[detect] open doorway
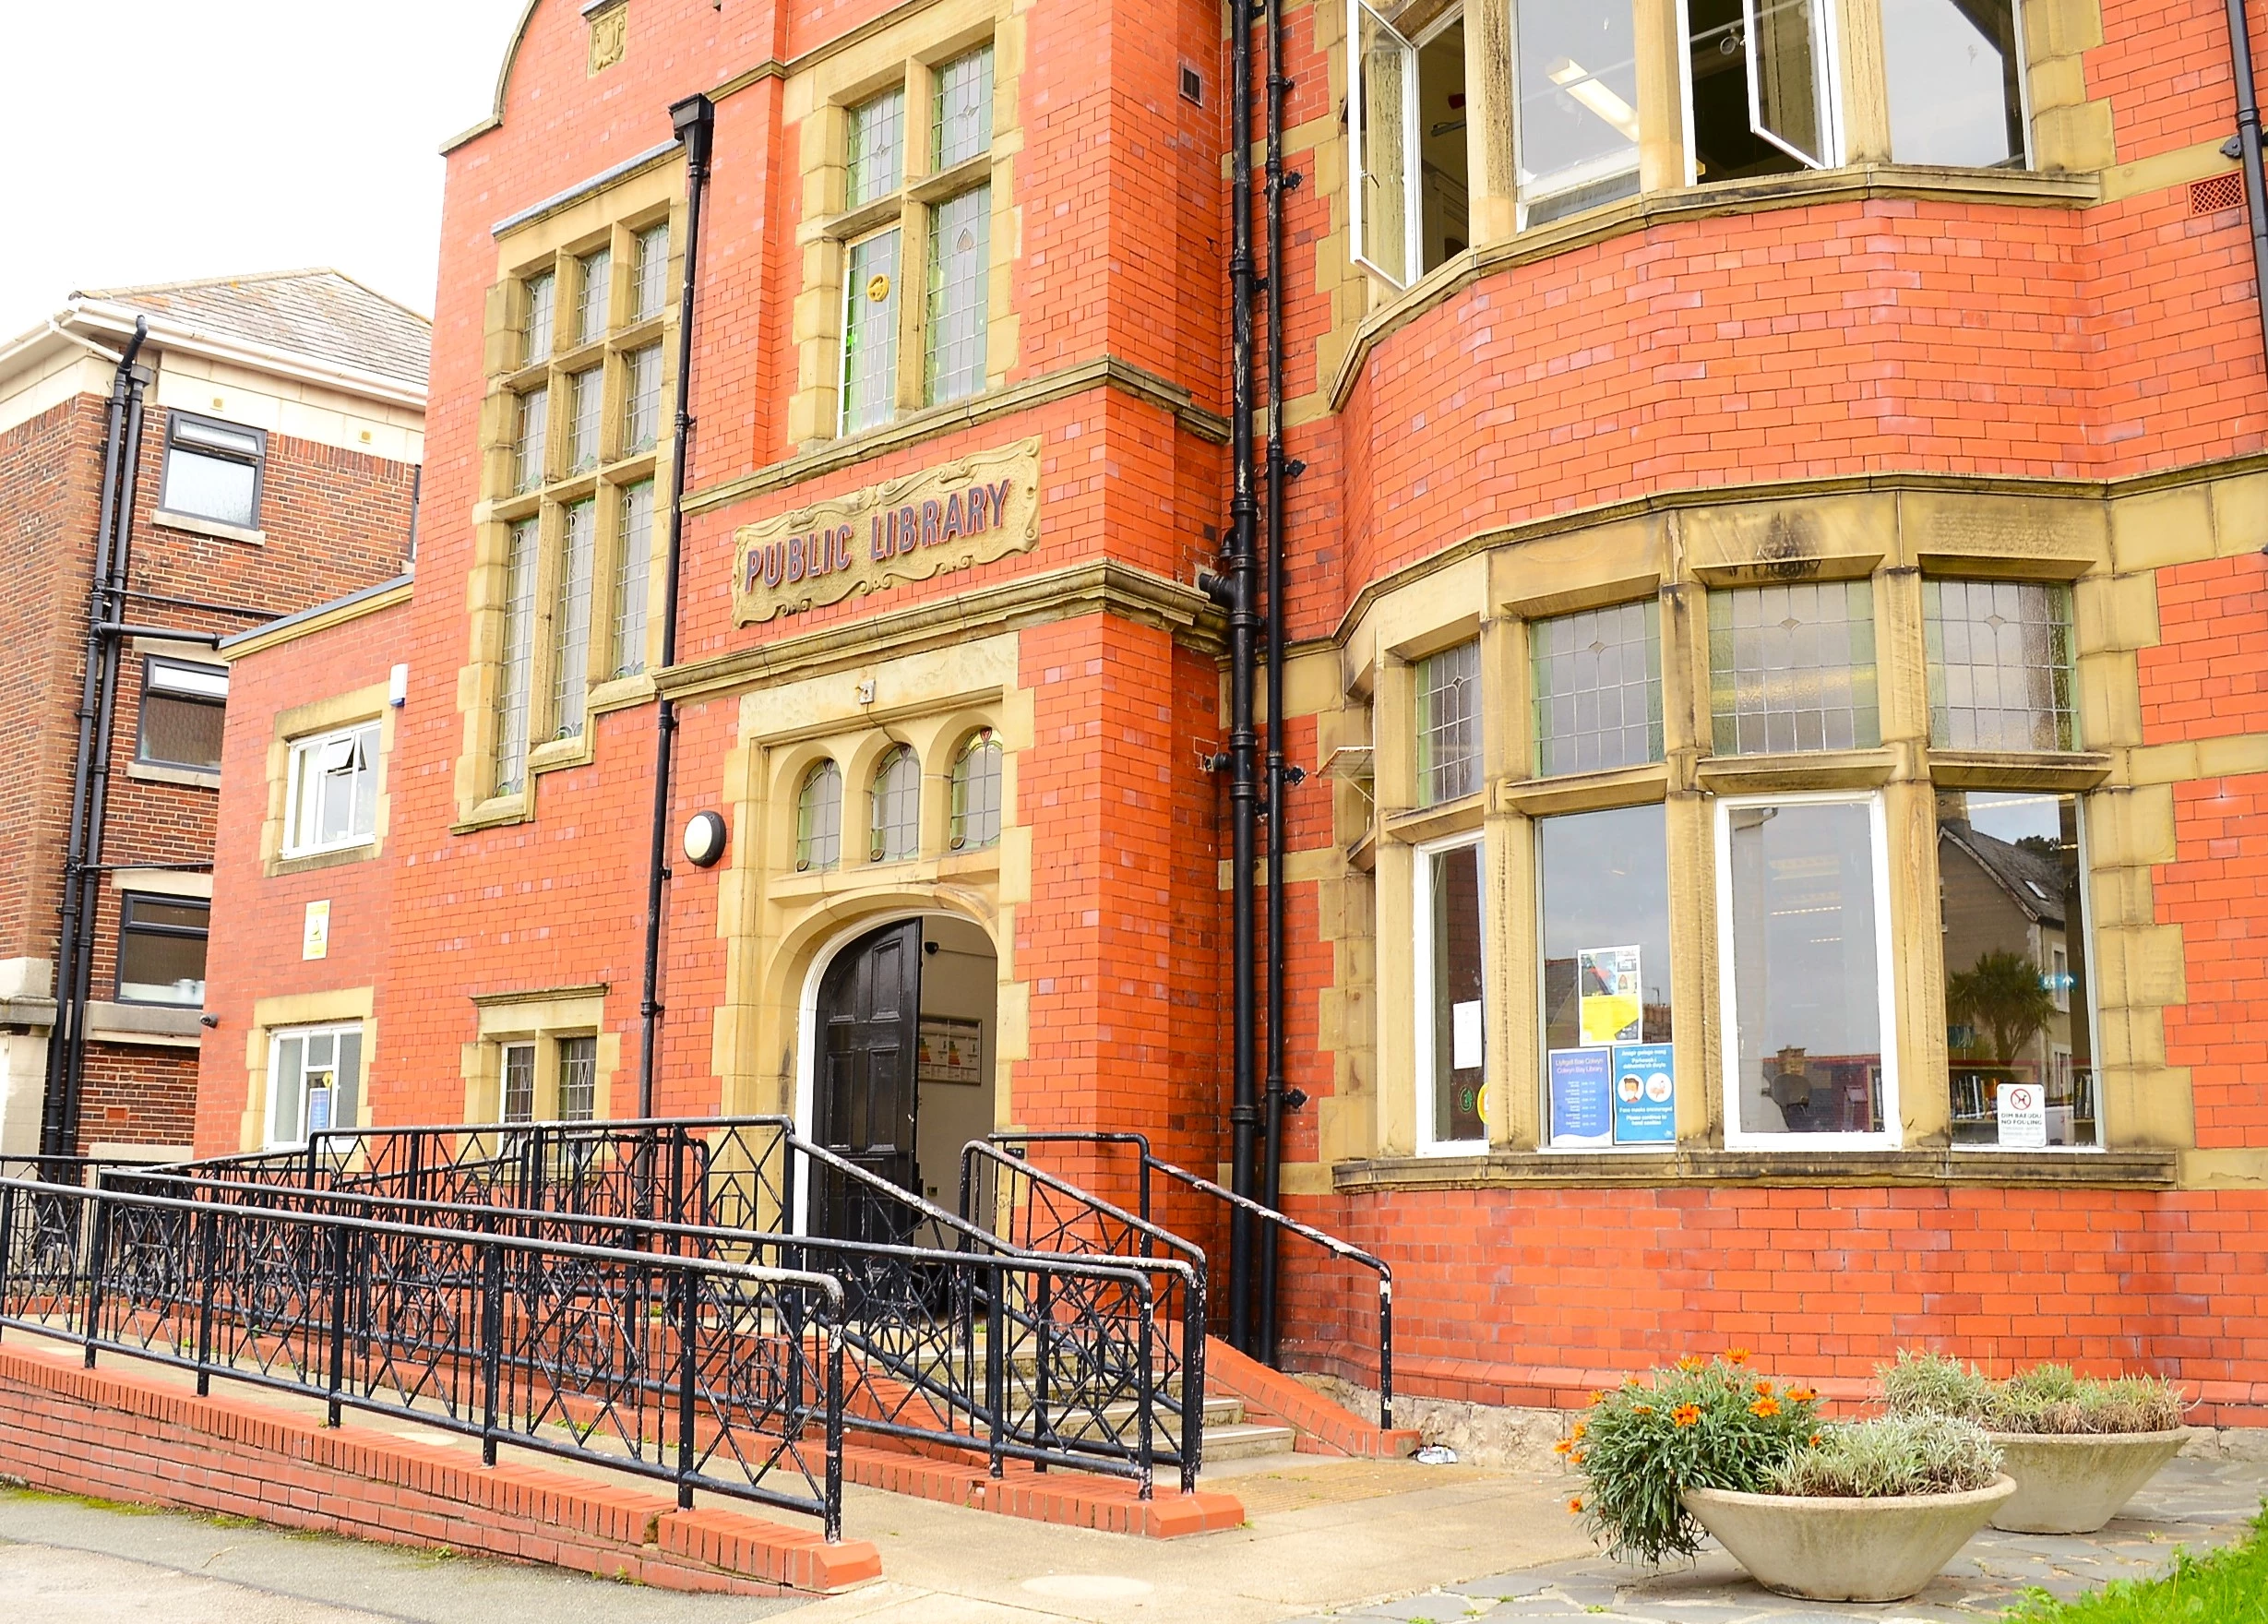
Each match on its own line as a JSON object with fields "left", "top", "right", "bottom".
{"left": 807, "top": 913, "right": 997, "bottom": 1237}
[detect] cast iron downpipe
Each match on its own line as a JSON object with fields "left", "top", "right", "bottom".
{"left": 2227, "top": 0, "right": 2268, "bottom": 376}
{"left": 1257, "top": 0, "right": 1295, "bottom": 1364}
{"left": 636, "top": 92, "right": 716, "bottom": 1120}
{"left": 41, "top": 317, "right": 149, "bottom": 1158}
{"left": 1221, "top": 0, "right": 1263, "bottom": 1352}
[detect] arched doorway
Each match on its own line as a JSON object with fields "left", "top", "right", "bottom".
{"left": 808, "top": 913, "right": 997, "bottom": 1237}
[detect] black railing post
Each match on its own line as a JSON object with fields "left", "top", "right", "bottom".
{"left": 985, "top": 1260, "right": 1006, "bottom": 1479}
{"left": 480, "top": 1241, "right": 504, "bottom": 1466}
{"left": 326, "top": 1222, "right": 352, "bottom": 1426}
{"left": 195, "top": 1207, "right": 219, "bottom": 1397}
{"left": 1032, "top": 1272, "right": 1051, "bottom": 1475}
{"left": 823, "top": 1327, "right": 845, "bottom": 1543}
{"left": 0, "top": 1181, "right": 15, "bottom": 1343}
{"left": 1181, "top": 1267, "right": 1205, "bottom": 1492}
{"left": 1133, "top": 1280, "right": 1155, "bottom": 1502}
{"left": 675, "top": 1259, "right": 698, "bottom": 1509}
{"left": 81, "top": 1188, "right": 110, "bottom": 1368}
{"left": 1378, "top": 1276, "right": 1394, "bottom": 1432}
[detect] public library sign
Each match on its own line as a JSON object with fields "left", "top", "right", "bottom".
{"left": 730, "top": 437, "right": 1040, "bottom": 625}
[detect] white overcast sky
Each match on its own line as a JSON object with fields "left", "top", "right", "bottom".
{"left": 1, "top": 0, "right": 531, "bottom": 342}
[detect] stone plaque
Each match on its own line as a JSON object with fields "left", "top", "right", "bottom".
{"left": 588, "top": 3, "right": 627, "bottom": 75}
{"left": 731, "top": 437, "right": 1041, "bottom": 625}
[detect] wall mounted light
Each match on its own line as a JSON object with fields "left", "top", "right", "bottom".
{"left": 682, "top": 809, "right": 728, "bottom": 868}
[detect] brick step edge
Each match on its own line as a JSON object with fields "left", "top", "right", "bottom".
{"left": 0, "top": 1341, "right": 881, "bottom": 1595}
{"left": 1202, "top": 1337, "right": 1422, "bottom": 1460}
{"left": 841, "top": 1443, "right": 1246, "bottom": 1537}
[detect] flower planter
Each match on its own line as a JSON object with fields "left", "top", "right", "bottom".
{"left": 1985, "top": 1429, "right": 2190, "bottom": 1534}
{"left": 1682, "top": 1475, "right": 2016, "bottom": 1603}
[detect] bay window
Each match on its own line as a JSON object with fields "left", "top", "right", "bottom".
{"left": 1416, "top": 837, "right": 1487, "bottom": 1150}
{"left": 1513, "top": 0, "right": 1641, "bottom": 225}
{"left": 1415, "top": 639, "right": 1481, "bottom": 805}
{"left": 1709, "top": 581, "right": 1880, "bottom": 755}
{"left": 1532, "top": 600, "right": 1663, "bottom": 776}
{"left": 1925, "top": 578, "right": 2075, "bottom": 751}
{"left": 1881, "top": 0, "right": 2027, "bottom": 168}
{"left": 1717, "top": 793, "right": 1896, "bottom": 1144}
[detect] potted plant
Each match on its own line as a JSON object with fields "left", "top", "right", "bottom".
{"left": 1881, "top": 1352, "right": 2190, "bottom": 1535}
{"left": 1682, "top": 1415, "right": 2012, "bottom": 1602}
{"left": 1565, "top": 1353, "right": 2011, "bottom": 1604}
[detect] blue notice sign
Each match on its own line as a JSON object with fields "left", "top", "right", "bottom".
{"left": 1612, "top": 1044, "right": 1676, "bottom": 1144}
{"left": 1548, "top": 1048, "right": 1614, "bottom": 1147}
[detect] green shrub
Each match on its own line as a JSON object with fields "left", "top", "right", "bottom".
{"left": 1765, "top": 1415, "right": 2003, "bottom": 1499}
{"left": 1564, "top": 1355, "right": 1824, "bottom": 1565}
{"left": 1880, "top": 1353, "right": 2188, "bottom": 1436}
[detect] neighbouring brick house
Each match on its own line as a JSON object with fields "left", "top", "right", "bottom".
{"left": 0, "top": 271, "right": 425, "bottom": 1158}
{"left": 197, "top": 0, "right": 2268, "bottom": 1443}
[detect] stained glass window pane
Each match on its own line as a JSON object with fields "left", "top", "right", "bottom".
{"left": 1925, "top": 579, "right": 2076, "bottom": 751}
{"left": 1533, "top": 601, "right": 1663, "bottom": 776}
{"left": 1415, "top": 640, "right": 1481, "bottom": 806}
{"left": 933, "top": 46, "right": 995, "bottom": 169}
{"left": 1708, "top": 581, "right": 1880, "bottom": 756}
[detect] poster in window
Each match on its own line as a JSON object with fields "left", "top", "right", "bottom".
{"left": 1578, "top": 945, "right": 1642, "bottom": 1046}
{"left": 917, "top": 1016, "right": 985, "bottom": 1086}
{"left": 305, "top": 1086, "right": 333, "bottom": 1136}
{"left": 1611, "top": 1044, "right": 1675, "bottom": 1144}
{"left": 1548, "top": 1048, "right": 1613, "bottom": 1147}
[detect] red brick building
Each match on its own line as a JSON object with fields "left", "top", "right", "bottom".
{"left": 199, "top": 0, "right": 2268, "bottom": 1439}
{"left": 0, "top": 273, "right": 425, "bottom": 1157}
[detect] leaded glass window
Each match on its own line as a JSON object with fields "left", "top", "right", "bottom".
{"left": 494, "top": 519, "right": 539, "bottom": 795}
{"left": 797, "top": 760, "right": 842, "bottom": 872}
{"left": 1415, "top": 640, "right": 1481, "bottom": 806}
{"left": 623, "top": 344, "right": 662, "bottom": 453}
{"left": 501, "top": 1042, "right": 536, "bottom": 1123}
{"left": 575, "top": 246, "right": 611, "bottom": 344}
{"left": 933, "top": 46, "right": 995, "bottom": 168}
{"left": 632, "top": 222, "right": 669, "bottom": 320}
{"left": 557, "top": 1035, "right": 597, "bottom": 1122}
{"left": 1925, "top": 579, "right": 2076, "bottom": 751}
{"left": 524, "top": 270, "right": 555, "bottom": 364}
{"left": 1708, "top": 581, "right": 1880, "bottom": 755}
{"left": 1533, "top": 601, "right": 1663, "bottom": 776}
{"left": 612, "top": 480, "right": 653, "bottom": 679}
{"left": 567, "top": 368, "right": 602, "bottom": 472}
{"left": 925, "top": 185, "right": 990, "bottom": 405}
{"left": 871, "top": 746, "right": 920, "bottom": 861}
{"left": 553, "top": 500, "right": 595, "bottom": 739}
{"left": 513, "top": 387, "right": 548, "bottom": 494}
{"left": 842, "top": 230, "right": 901, "bottom": 433}
{"left": 847, "top": 88, "right": 906, "bottom": 206}
{"left": 950, "top": 730, "right": 1003, "bottom": 851}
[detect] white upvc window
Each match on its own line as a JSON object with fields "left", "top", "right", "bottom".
{"left": 1713, "top": 791, "right": 1899, "bottom": 1150}
{"left": 1415, "top": 832, "right": 1489, "bottom": 1153}
{"left": 1349, "top": 0, "right": 1421, "bottom": 285}
{"left": 1679, "top": 0, "right": 1844, "bottom": 184}
{"left": 284, "top": 721, "right": 382, "bottom": 856}
{"left": 267, "top": 1023, "right": 364, "bottom": 1148}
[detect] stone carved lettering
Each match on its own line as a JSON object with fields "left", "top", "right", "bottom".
{"left": 731, "top": 438, "right": 1041, "bottom": 625}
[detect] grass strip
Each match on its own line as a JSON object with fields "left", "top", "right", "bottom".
{"left": 2002, "top": 1505, "right": 2268, "bottom": 1623}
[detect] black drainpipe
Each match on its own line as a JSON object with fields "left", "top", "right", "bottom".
{"left": 2226, "top": 0, "right": 2268, "bottom": 376}
{"left": 1256, "top": 0, "right": 1300, "bottom": 1365}
{"left": 1205, "top": 0, "right": 1262, "bottom": 1353}
{"left": 636, "top": 92, "right": 716, "bottom": 1119}
{"left": 41, "top": 317, "right": 149, "bottom": 1158}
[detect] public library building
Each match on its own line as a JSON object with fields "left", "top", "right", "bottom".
{"left": 200, "top": 0, "right": 2268, "bottom": 1436}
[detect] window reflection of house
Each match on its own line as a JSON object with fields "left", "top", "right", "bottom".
{"left": 1938, "top": 798, "right": 2094, "bottom": 1144}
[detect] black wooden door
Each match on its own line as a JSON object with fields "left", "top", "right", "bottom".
{"left": 813, "top": 918, "right": 923, "bottom": 1242}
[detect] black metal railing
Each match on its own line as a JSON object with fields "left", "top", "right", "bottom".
{"left": 0, "top": 1174, "right": 847, "bottom": 1534}
{"left": 985, "top": 1130, "right": 1395, "bottom": 1430}
{"left": 148, "top": 1116, "right": 1208, "bottom": 1496}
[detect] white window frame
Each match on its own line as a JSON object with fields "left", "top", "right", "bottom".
{"left": 1348, "top": 0, "right": 1422, "bottom": 286}
{"left": 265, "top": 1021, "right": 364, "bottom": 1150}
{"left": 283, "top": 720, "right": 382, "bottom": 857}
{"left": 1676, "top": 0, "right": 1845, "bottom": 184}
{"left": 1414, "top": 830, "right": 1490, "bottom": 1155}
{"left": 1713, "top": 789, "right": 1900, "bottom": 1151}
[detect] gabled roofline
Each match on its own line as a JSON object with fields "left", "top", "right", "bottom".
{"left": 76, "top": 267, "right": 432, "bottom": 328}
{"left": 441, "top": 0, "right": 543, "bottom": 153}
{"left": 0, "top": 297, "right": 428, "bottom": 412}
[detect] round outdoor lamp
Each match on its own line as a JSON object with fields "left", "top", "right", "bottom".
{"left": 681, "top": 809, "right": 729, "bottom": 868}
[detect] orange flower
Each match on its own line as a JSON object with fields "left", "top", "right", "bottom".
{"left": 1589, "top": 1390, "right": 1608, "bottom": 1407}
{"left": 1726, "top": 1348, "right": 1751, "bottom": 1366}
{"left": 1809, "top": 1432, "right": 1824, "bottom": 1447}
{"left": 1568, "top": 1497, "right": 1585, "bottom": 1514}
{"left": 1571, "top": 1450, "right": 1586, "bottom": 1465}
{"left": 1677, "top": 1355, "right": 1704, "bottom": 1372}
{"left": 1554, "top": 1439, "right": 1573, "bottom": 1456}
{"left": 1631, "top": 1403, "right": 1654, "bottom": 1416}
{"left": 1750, "top": 1398, "right": 1782, "bottom": 1418}
{"left": 1788, "top": 1387, "right": 1819, "bottom": 1403}
{"left": 1671, "top": 1403, "right": 1702, "bottom": 1427}
{"left": 1571, "top": 1421, "right": 1587, "bottom": 1441}
{"left": 1754, "top": 1379, "right": 1774, "bottom": 1395}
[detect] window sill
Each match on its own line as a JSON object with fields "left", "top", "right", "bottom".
{"left": 528, "top": 734, "right": 593, "bottom": 774}
{"left": 1382, "top": 794, "right": 1485, "bottom": 844}
{"left": 84, "top": 1000, "right": 205, "bottom": 1046}
{"left": 1498, "top": 763, "right": 1668, "bottom": 817}
{"left": 126, "top": 760, "right": 221, "bottom": 790}
{"left": 153, "top": 508, "right": 264, "bottom": 546}
{"left": 269, "top": 842, "right": 380, "bottom": 878}
{"left": 454, "top": 791, "right": 531, "bottom": 832}
{"left": 589, "top": 672, "right": 656, "bottom": 714}
{"left": 1693, "top": 748, "right": 1897, "bottom": 794}
{"left": 1928, "top": 750, "right": 2113, "bottom": 791}
{"left": 1331, "top": 1145, "right": 2178, "bottom": 1192}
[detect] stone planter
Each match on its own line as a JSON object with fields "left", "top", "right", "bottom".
{"left": 1986, "top": 1429, "right": 2190, "bottom": 1534}
{"left": 1682, "top": 1475, "right": 2016, "bottom": 1603}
